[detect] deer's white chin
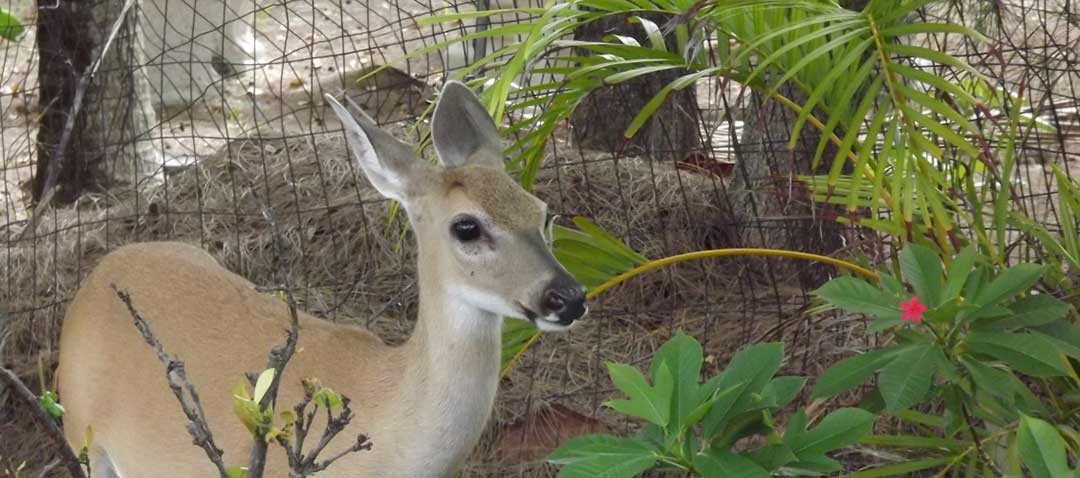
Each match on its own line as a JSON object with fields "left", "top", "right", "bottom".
{"left": 534, "top": 314, "right": 578, "bottom": 332}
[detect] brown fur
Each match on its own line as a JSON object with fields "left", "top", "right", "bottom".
{"left": 54, "top": 83, "right": 582, "bottom": 478}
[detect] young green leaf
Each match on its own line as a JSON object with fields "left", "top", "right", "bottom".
{"left": 1018, "top": 415, "right": 1071, "bottom": 478}
{"left": 38, "top": 390, "right": 65, "bottom": 420}
{"left": 547, "top": 435, "right": 658, "bottom": 478}
{"left": 812, "top": 348, "right": 898, "bottom": 399}
{"left": 312, "top": 387, "right": 344, "bottom": 410}
{"left": 878, "top": 344, "right": 939, "bottom": 411}
{"left": 253, "top": 368, "right": 275, "bottom": 403}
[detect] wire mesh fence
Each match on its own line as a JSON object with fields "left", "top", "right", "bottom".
{"left": 0, "top": 0, "right": 1077, "bottom": 475}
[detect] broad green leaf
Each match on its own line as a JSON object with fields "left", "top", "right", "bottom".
{"left": 701, "top": 342, "right": 784, "bottom": 439}
{"left": 814, "top": 277, "right": 902, "bottom": 321}
{"left": 1018, "top": 415, "right": 1071, "bottom": 478}
{"left": 960, "top": 357, "right": 1045, "bottom": 416}
{"left": 683, "top": 382, "right": 743, "bottom": 433}
{"left": 971, "top": 263, "right": 1044, "bottom": 310}
{"left": 227, "top": 466, "right": 249, "bottom": 478}
{"left": 604, "top": 362, "right": 671, "bottom": 426}
{"left": 966, "top": 332, "right": 1070, "bottom": 377}
{"left": 979, "top": 294, "right": 1070, "bottom": 330}
{"left": 812, "top": 348, "right": 897, "bottom": 399}
{"left": 0, "top": 8, "right": 23, "bottom": 42}
{"left": 899, "top": 244, "right": 944, "bottom": 307}
{"left": 1030, "top": 331, "right": 1080, "bottom": 361}
{"left": 695, "top": 449, "right": 770, "bottom": 478}
{"left": 547, "top": 435, "right": 657, "bottom": 478}
{"left": 785, "top": 408, "right": 874, "bottom": 461}
{"left": 649, "top": 331, "right": 703, "bottom": 433}
{"left": 759, "top": 376, "right": 806, "bottom": 410}
{"left": 943, "top": 246, "right": 978, "bottom": 301}
{"left": 878, "top": 344, "right": 939, "bottom": 411}
{"left": 746, "top": 444, "right": 798, "bottom": 471}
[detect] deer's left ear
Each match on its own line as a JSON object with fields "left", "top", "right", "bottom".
{"left": 324, "top": 94, "right": 435, "bottom": 203}
{"left": 430, "top": 81, "right": 505, "bottom": 170}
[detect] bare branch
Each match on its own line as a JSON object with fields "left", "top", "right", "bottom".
{"left": 273, "top": 384, "right": 371, "bottom": 478}
{"left": 0, "top": 367, "right": 86, "bottom": 478}
{"left": 243, "top": 207, "right": 303, "bottom": 478}
{"left": 111, "top": 286, "right": 231, "bottom": 478}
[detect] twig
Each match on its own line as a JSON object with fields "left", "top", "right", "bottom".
{"left": 0, "top": 367, "right": 86, "bottom": 478}
{"left": 256, "top": 206, "right": 372, "bottom": 477}
{"left": 243, "top": 207, "right": 303, "bottom": 477}
{"left": 111, "top": 286, "right": 231, "bottom": 478}
{"left": 276, "top": 384, "right": 371, "bottom": 478}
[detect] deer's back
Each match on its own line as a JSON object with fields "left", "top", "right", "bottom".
{"left": 57, "top": 242, "right": 407, "bottom": 477}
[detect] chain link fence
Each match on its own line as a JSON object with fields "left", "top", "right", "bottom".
{"left": 0, "top": 0, "right": 1077, "bottom": 475}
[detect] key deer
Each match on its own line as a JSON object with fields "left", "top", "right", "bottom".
{"left": 56, "top": 81, "right": 587, "bottom": 478}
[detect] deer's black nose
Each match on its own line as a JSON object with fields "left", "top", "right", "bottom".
{"left": 541, "top": 282, "right": 587, "bottom": 324}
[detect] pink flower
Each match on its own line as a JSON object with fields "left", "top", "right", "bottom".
{"left": 901, "top": 296, "right": 927, "bottom": 323}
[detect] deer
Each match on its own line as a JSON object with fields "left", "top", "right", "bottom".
{"left": 56, "top": 81, "right": 588, "bottom": 478}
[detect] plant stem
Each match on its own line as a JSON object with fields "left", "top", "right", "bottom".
{"left": 501, "top": 248, "right": 880, "bottom": 377}
{"left": 590, "top": 248, "right": 880, "bottom": 298}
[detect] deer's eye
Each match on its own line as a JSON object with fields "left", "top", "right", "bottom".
{"left": 451, "top": 217, "right": 484, "bottom": 242}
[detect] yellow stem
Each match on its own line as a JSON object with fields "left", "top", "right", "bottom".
{"left": 500, "top": 248, "right": 880, "bottom": 378}
{"left": 588, "top": 248, "right": 879, "bottom": 299}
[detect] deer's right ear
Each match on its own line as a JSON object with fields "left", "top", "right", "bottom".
{"left": 325, "top": 94, "right": 431, "bottom": 202}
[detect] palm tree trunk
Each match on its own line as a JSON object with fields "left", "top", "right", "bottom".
{"left": 730, "top": 83, "right": 846, "bottom": 288}
{"left": 726, "top": 0, "right": 869, "bottom": 288}
{"left": 34, "top": 0, "right": 159, "bottom": 205}
{"left": 569, "top": 14, "right": 701, "bottom": 161}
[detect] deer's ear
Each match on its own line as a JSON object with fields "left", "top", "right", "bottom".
{"left": 325, "top": 94, "right": 434, "bottom": 202}
{"left": 430, "top": 81, "right": 504, "bottom": 170}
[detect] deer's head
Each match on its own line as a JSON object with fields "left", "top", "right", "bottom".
{"left": 325, "top": 82, "right": 587, "bottom": 332}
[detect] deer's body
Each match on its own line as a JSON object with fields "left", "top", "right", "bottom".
{"left": 57, "top": 82, "right": 586, "bottom": 478}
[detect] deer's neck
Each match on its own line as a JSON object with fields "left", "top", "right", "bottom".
{"left": 398, "top": 254, "right": 502, "bottom": 473}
